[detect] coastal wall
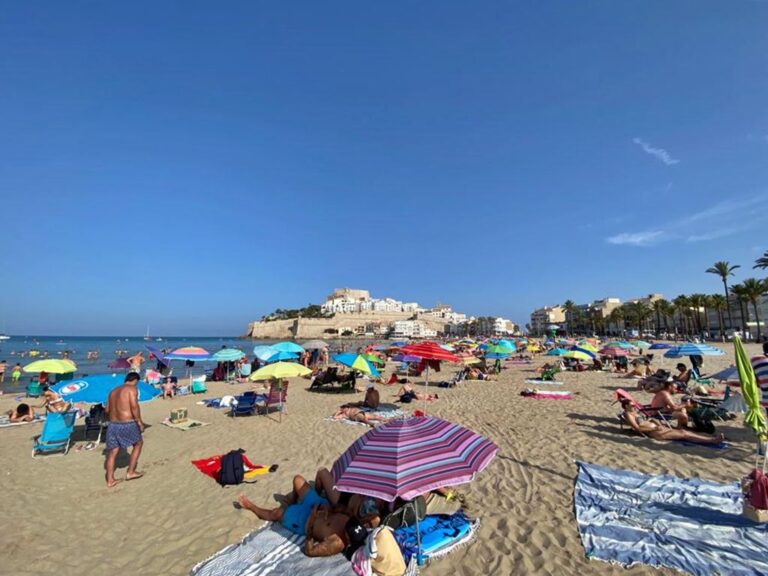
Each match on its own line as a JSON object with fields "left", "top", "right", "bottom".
{"left": 245, "top": 312, "right": 448, "bottom": 339}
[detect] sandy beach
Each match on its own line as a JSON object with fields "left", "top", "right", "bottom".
{"left": 0, "top": 343, "right": 762, "bottom": 576}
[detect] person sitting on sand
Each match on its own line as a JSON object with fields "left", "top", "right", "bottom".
{"left": 620, "top": 400, "right": 724, "bottom": 444}
{"left": 237, "top": 475, "right": 367, "bottom": 557}
{"left": 7, "top": 403, "right": 34, "bottom": 423}
{"left": 38, "top": 385, "right": 70, "bottom": 413}
{"left": 651, "top": 380, "right": 693, "bottom": 428}
{"left": 332, "top": 406, "right": 390, "bottom": 427}
{"left": 394, "top": 384, "right": 438, "bottom": 403}
{"left": 342, "top": 386, "right": 380, "bottom": 410}
{"left": 161, "top": 376, "right": 176, "bottom": 400}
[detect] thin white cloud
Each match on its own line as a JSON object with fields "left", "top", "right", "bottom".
{"left": 632, "top": 137, "right": 680, "bottom": 165}
{"left": 685, "top": 228, "right": 737, "bottom": 243}
{"left": 606, "top": 231, "right": 664, "bottom": 247}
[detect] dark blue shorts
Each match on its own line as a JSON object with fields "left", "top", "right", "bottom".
{"left": 106, "top": 421, "right": 142, "bottom": 450}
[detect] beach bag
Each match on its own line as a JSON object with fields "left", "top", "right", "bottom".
{"left": 218, "top": 449, "right": 252, "bottom": 486}
{"left": 690, "top": 409, "right": 715, "bottom": 435}
{"left": 381, "top": 496, "right": 426, "bottom": 529}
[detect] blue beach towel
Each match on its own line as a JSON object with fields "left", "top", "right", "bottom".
{"left": 574, "top": 461, "right": 768, "bottom": 576}
{"left": 394, "top": 511, "right": 478, "bottom": 564}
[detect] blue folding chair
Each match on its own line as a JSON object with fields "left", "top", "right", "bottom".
{"left": 32, "top": 411, "right": 77, "bottom": 457}
{"left": 230, "top": 392, "right": 258, "bottom": 417}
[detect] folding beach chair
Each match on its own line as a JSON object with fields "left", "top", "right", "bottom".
{"left": 83, "top": 403, "right": 107, "bottom": 443}
{"left": 32, "top": 411, "right": 77, "bottom": 457}
{"left": 614, "top": 388, "right": 672, "bottom": 429}
{"left": 257, "top": 382, "right": 288, "bottom": 422}
{"left": 230, "top": 392, "right": 258, "bottom": 417}
{"left": 26, "top": 381, "right": 43, "bottom": 398}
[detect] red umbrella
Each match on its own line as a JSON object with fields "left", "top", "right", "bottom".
{"left": 398, "top": 342, "right": 461, "bottom": 413}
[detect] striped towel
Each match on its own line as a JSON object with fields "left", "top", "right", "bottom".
{"left": 523, "top": 391, "right": 572, "bottom": 400}
{"left": 575, "top": 461, "right": 768, "bottom": 576}
{"left": 751, "top": 355, "right": 768, "bottom": 405}
{"left": 190, "top": 523, "right": 352, "bottom": 576}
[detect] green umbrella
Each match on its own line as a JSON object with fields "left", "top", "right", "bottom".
{"left": 362, "top": 353, "right": 385, "bottom": 366}
{"left": 484, "top": 344, "right": 511, "bottom": 356}
{"left": 734, "top": 337, "right": 766, "bottom": 437}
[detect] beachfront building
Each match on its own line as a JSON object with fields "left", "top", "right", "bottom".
{"left": 320, "top": 288, "right": 433, "bottom": 316}
{"left": 494, "top": 317, "right": 517, "bottom": 335}
{"left": 529, "top": 306, "right": 566, "bottom": 336}
{"left": 391, "top": 320, "right": 438, "bottom": 339}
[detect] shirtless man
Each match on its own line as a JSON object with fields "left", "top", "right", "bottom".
{"left": 237, "top": 475, "right": 365, "bottom": 557}
{"left": 621, "top": 401, "right": 724, "bottom": 445}
{"left": 105, "top": 372, "right": 145, "bottom": 487}
{"left": 314, "top": 467, "right": 384, "bottom": 529}
{"left": 651, "top": 380, "right": 692, "bottom": 428}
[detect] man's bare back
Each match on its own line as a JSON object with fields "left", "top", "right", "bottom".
{"left": 107, "top": 385, "right": 141, "bottom": 424}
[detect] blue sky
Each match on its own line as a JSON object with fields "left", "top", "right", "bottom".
{"left": 2, "top": 1, "right": 767, "bottom": 335}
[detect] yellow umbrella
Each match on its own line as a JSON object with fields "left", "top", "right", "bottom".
{"left": 576, "top": 342, "right": 598, "bottom": 353}
{"left": 563, "top": 350, "right": 591, "bottom": 361}
{"left": 462, "top": 357, "right": 481, "bottom": 365}
{"left": 249, "top": 361, "right": 311, "bottom": 381}
{"left": 734, "top": 337, "right": 767, "bottom": 437}
{"left": 23, "top": 359, "right": 77, "bottom": 374}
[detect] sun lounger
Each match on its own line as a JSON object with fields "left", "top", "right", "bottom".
{"left": 32, "top": 410, "right": 77, "bottom": 457}
{"left": 614, "top": 388, "right": 672, "bottom": 429}
{"left": 230, "top": 392, "right": 259, "bottom": 417}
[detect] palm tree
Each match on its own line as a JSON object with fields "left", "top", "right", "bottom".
{"left": 754, "top": 251, "right": 768, "bottom": 270}
{"left": 706, "top": 261, "right": 740, "bottom": 330}
{"left": 608, "top": 307, "right": 624, "bottom": 337}
{"left": 562, "top": 300, "right": 577, "bottom": 336}
{"left": 731, "top": 283, "right": 750, "bottom": 334}
{"left": 741, "top": 278, "right": 768, "bottom": 341}
{"left": 652, "top": 299, "right": 668, "bottom": 336}
{"left": 708, "top": 294, "right": 727, "bottom": 341}
{"left": 689, "top": 293, "right": 709, "bottom": 336}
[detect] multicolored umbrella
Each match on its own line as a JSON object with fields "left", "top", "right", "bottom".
{"left": 165, "top": 346, "right": 211, "bottom": 361}
{"left": 264, "top": 350, "right": 299, "bottom": 362}
{"left": 253, "top": 345, "right": 279, "bottom": 361}
{"left": 664, "top": 343, "right": 725, "bottom": 358}
{"left": 734, "top": 337, "right": 766, "bottom": 437}
{"left": 575, "top": 342, "right": 597, "bottom": 353}
{"left": 23, "top": 359, "right": 77, "bottom": 374}
{"left": 331, "top": 416, "right": 498, "bottom": 502}
{"left": 633, "top": 340, "right": 652, "bottom": 349}
{"left": 484, "top": 344, "right": 511, "bottom": 356}
{"left": 606, "top": 341, "right": 635, "bottom": 350}
{"left": 249, "top": 361, "right": 311, "bottom": 381}
{"left": 362, "top": 353, "right": 386, "bottom": 366}
{"left": 392, "top": 353, "right": 421, "bottom": 363}
{"left": 271, "top": 341, "right": 305, "bottom": 354}
{"left": 569, "top": 346, "right": 596, "bottom": 359}
{"left": 332, "top": 353, "right": 380, "bottom": 377}
{"left": 563, "top": 350, "right": 592, "bottom": 361}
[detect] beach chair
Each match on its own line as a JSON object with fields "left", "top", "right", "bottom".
{"left": 309, "top": 367, "right": 338, "bottom": 391}
{"left": 191, "top": 375, "right": 208, "bottom": 394}
{"left": 83, "top": 403, "right": 107, "bottom": 443}
{"left": 257, "top": 382, "right": 288, "bottom": 422}
{"left": 614, "top": 388, "right": 672, "bottom": 429}
{"left": 230, "top": 392, "right": 258, "bottom": 417}
{"left": 26, "top": 381, "right": 43, "bottom": 398}
{"left": 539, "top": 366, "right": 560, "bottom": 382}
{"left": 32, "top": 411, "right": 77, "bottom": 457}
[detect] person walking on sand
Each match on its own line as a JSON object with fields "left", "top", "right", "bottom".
{"left": 105, "top": 372, "right": 145, "bottom": 488}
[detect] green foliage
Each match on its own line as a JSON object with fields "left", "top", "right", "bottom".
{"left": 261, "top": 304, "right": 333, "bottom": 322}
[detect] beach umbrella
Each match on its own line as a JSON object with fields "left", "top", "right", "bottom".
{"left": 108, "top": 358, "right": 132, "bottom": 370}
{"left": 710, "top": 366, "right": 739, "bottom": 382}
{"left": 165, "top": 346, "right": 211, "bottom": 361}
{"left": 606, "top": 341, "right": 635, "bottom": 350}
{"left": 253, "top": 345, "right": 278, "bottom": 361}
{"left": 392, "top": 353, "right": 421, "bottom": 363}
{"left": 332, "top": 353, "right": 380, "bottom": 377}
{"left": 497, "top": 339, "right": 517, "bottom": 351}
{"left": 399, "top": 342, "right": 461, "bottom": 413}
{"left": 52, "top": 373, "right": 160, "bottom": 404}
{"left": 546, "top": 348, "right": 568, "bottom": 356}
{"left": 633, "top": 340, "right": 652, "bottom": 349}
{"left": 649, "top": 343, "right": 672, "bottom": 350}
{"left": 575, "top": 342, "right": 598, "bottom": 353}
{"left": 563, "top": 350, "right": 592, "bottom": 361}
{"left": 144, "top": 344, "right": 169, "bottom": 367}
{"left": 332, "top": 416, "right": 498, "bottom": 501}
{"left": 249, "top": 361, "right": 311, "bottom": 381}
{"left": 271, "top": 341, "right": 305, "bottom": 354}
{"left": 264, "top": 350, "right": 299, "bottom": 362}
{"left": 362, "top": 353, "right": 386, "bottom": 366}
{"left": 484, "top": 344, "right": 511, "bottom": 356}
{"left": 664, "top": 343, "right": 725, "bottom": 358}
{"left": 734, "top": 337, "right": 767, "bottom": 437}
{"left": 212, "top": 348, "right": 245, "bottom": 362}
{"left": 598, "top": 347, "right": 629, "bottom": 357}
{"left": 23, "top": 359, "right": 77, "bottom": 374}
{"left": 569, "top": 346, "right": 596, "bottom": 359}
{"left": 302, "top": 340, "right": 329, "bottom": 350}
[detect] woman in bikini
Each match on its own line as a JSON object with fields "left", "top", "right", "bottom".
{"left": 39, "top": 385, "right": 71, "bottom": 413}
{"left": 332, "top": 406, "right": 390, "bottom": 427}
{"left": 621, "top": 401, "right": 724, "bottom": 445}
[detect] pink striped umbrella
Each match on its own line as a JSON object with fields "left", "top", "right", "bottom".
{"left": 598, "top": 346, "right": 629, "bottom": 357}
{"left": 331, "top": 416, "right": 498, "bottom": 502}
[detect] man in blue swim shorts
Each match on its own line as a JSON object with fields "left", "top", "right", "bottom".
{"left": 238, "top": 474, "right": 357, "bottom": 557}
{"left": 105, "top": 372, "right": 145, "bottom": 488}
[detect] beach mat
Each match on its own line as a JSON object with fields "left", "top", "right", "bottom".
{"left": 0, "top": 414, "right": 45, "bottom": 428}
{"left": 522, "top": 391, "right": 572, "bottom": 400}
{"left": 524, "top": 379, "right": 564, "bottom": 386}
{"left": 325, "top": 407, "right": 404, "bottom": 427}
{"left": 161, "top": 418, "right": 210, "bottom": 431}
{"left": 190, "top": 523, "right": 354, "bottom": 576}
{"left": 394, "top": 511, "right": 480, "bottom": 564}
{"left": 574, "top": 461, "right": 768, "bottom": 576}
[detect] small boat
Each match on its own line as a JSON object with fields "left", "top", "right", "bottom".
{"left": 0, "top": 334, "right": 10, "bottom": 341}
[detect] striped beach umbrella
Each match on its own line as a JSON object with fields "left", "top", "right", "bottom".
{"left": 212, "top": 348, "right": 245, "bottom": 362}
{"left": 563, "top": 350, "right": 592, "bottom": 361}
{"left": 663, "top": 343, "right": 725, "bottom": 358}
{"left": 332, "top": 353, "right": 380, "bottom": 377}
{"left": 598, "top": 347, "right": 629, "bottom": 357}
{"left": 165, "top": 346, "right": 211, "bottom": 361}
{"left": 331, "top": 416, "right": 498, "bottom": 502}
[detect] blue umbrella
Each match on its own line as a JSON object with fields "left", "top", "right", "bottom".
{"left": 253, "top": 345, "right": 277, "bottom": 361}
{"left": 332, "top": 353, "right": 381, "bottom": 377}
{"left": 710, "top": 366, "right": 739, "bottom": 381}
{"left": 144, "top": 344, "right": 169, "bottom": 367}
{"left": 484, "top": 352, "right": 509, "bottom": 360}
{"left": 546, "top": 348, "right": 568, "bottom": 356}
{"left": 392, "top": 353, "right": 421, "bottom": 363}
{"left": 664, "top": 343, "right": 725, "bottom": 358}
{"left": 649, "top": 343, "right": 672, "bottom": 350}
{"left": 53, "top": 374, "right": 161, "bottom": 405}
{"left": 265, "top": 350, "right": 299, "bottom": 362}
{"left": 271, "top": 341, "right": 305, "bottom": 354}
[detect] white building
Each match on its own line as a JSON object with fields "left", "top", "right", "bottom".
{"left": 392, "top": 320, "right": 437, "bottom": 339}
{"left": 494, "top": 317, "right": 517, "bottom": 335}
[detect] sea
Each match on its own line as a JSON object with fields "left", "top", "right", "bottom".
{"left": 0, "top": 335, "right": 374, "bottom": 393}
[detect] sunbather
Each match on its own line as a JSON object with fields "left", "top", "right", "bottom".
{"left": 341, "top": 386, "right": 380, "bottom": 410}
{"left": 332, "top": 406, "right": 390, "bottom": 427}
{"left": 651, "top": 380, "right": 693, "bottom": 428}
{"left": 621, "top": 401, "right": 724, "bottom": 444}
{"left": 7, "top": 403, "right": 34, "bottom": 422}
{"left": 237, "top": 475, "right": 367, "bottom": 557}
{"left": 314, "top": 467, "right": 386, "bottom": 529}
{"left": 38, "top": 385, "right": 70, "bottom": 413}
{"left": 394, "top": 384, "right": 437, "bottom": 403}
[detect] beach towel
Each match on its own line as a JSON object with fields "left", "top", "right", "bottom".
{"left": 574, "top": 461, "right": 768, "bottom": 576}
{"left": 190, "top": 523, "right": 354, "bottom": 576}
{"left": 191, "top": 452, "right": 272, "bottom": 481}
{"left": 521, "top": 390, "right": 573, "bottom": 400}
{"left": 161, "top": 418, "right": 210, "bottom": 431}
{"left": 393, "top": 511, "right": 479, "bottom": 565}
{"left": 0, "top": 414, "right": 45, "bottom": 428}
{"left": 524, "top": 379, "right": 564, "bottom": 386}
{"left": 325, "top": 407, "right": 404, "bottom": 427}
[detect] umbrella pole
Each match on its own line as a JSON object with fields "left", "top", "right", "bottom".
{"left": 424, "top": 364, "right": 430, "bottom": 415}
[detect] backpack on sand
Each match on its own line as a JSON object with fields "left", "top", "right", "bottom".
{"left": 218, "top": 449, "right": 257, "bottom": 487}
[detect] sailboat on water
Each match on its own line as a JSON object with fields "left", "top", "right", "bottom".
{"left": 144, "top": 326, "right": 152, "bottom": 341}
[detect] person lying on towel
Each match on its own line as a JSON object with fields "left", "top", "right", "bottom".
{"left": 620, "top": 400, "right": 724, "bottom": 445}
{"left": 238, "top": 475, "right": 367, "bottom": 558}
